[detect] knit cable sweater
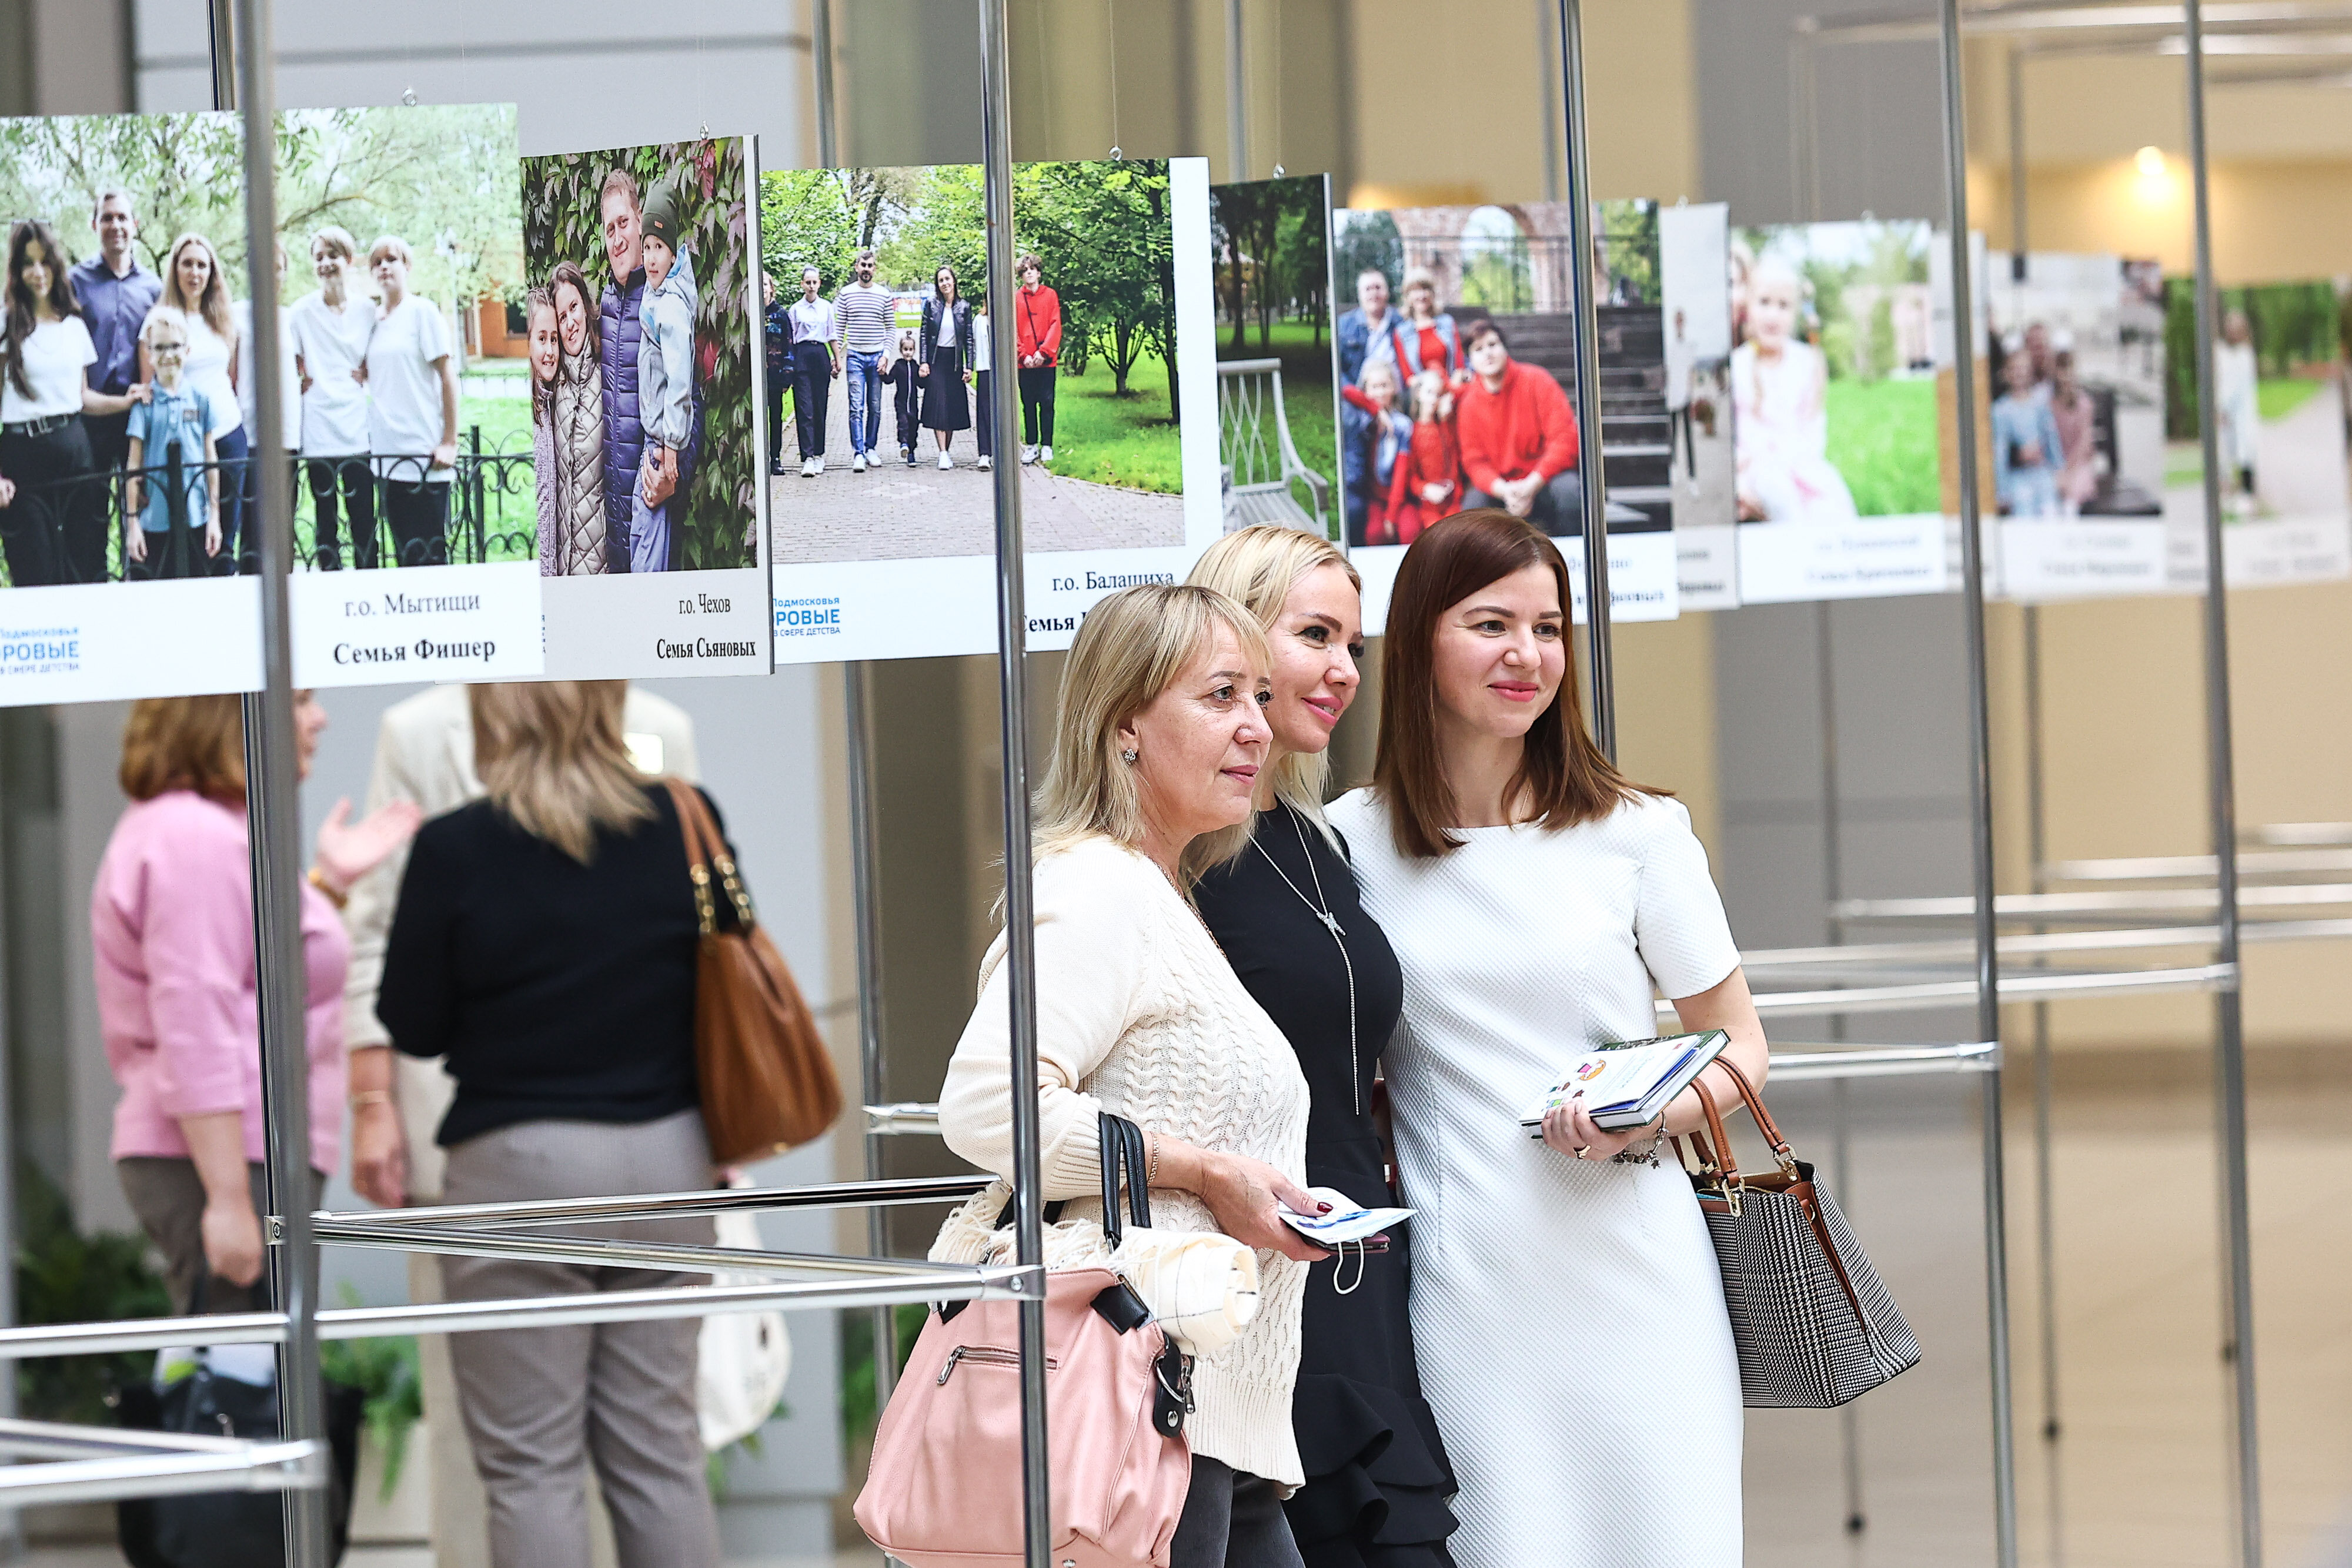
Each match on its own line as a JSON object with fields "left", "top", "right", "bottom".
{"left": 936, "top": 835, "right": 1310, "bottom": 1490}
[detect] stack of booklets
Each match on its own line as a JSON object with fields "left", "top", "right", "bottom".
{"left": 1519, "top": 1030, "right": 1731, "bottom": 1134}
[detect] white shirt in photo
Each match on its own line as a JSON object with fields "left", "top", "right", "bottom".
{"left": 0, "top": 316, "right": 96, "bottom": 423}
{"left": 289, "top": 290, "right": 376, "bottom": 457}
{"left": 233, "top": 298, "right": 302, "bottom": 452}
{"left": 365, "top": 295, "right": 454, "bottom": 480}
{"left": 973, "top": 310, "right": 992, "bottom": 374}
{"left": 158, "top": 307, "right": 244, "bottom": 439}
{"left": 787, "top": 296, "right": 834, "bottom": 346}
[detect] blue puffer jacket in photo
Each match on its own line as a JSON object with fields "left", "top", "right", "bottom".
{"left": 600, "top": 266, "right": 646, "bottom": 570}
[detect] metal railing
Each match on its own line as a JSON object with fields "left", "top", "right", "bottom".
{"left": 0, "top": 427, "right": 534, "bottom": 586}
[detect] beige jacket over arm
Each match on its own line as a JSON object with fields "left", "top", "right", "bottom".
{"left": 341, "top": 683, "right": 699, "bottom": 1198}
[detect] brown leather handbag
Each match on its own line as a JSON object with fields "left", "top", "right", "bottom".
{"left": 664, "top": 778, "right": 842, "bottom": 1163}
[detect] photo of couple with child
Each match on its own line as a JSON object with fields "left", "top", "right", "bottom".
{"left": 519, "top": 139, "right": 758, "bottom": 578}
{"left": 1335, "top": 263, "right": 1583, "bottom": 549}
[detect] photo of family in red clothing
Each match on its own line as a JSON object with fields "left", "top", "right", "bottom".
{"left": 1330, "top": 200, "right": 1708, "bottom": 553}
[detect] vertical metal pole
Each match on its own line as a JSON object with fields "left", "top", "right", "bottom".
{"left": 1935, "top": 4, "right": 2019, "bottom": 1566}
{"left": 1555, "top": 0, "right": 1613, "bottom": 758}
{"left": 2006, "top": 45, "right": 2029, "bottom": 282}
{"left": 845, "top": 664, "right": 897, "bottom": 1407}
{"left": 1815, "top": 601, "right": 1868, "bottom": 1536}
{"left": 218, "top": 2, "right": 328, "bottom": 1564}
{"left": 978, "top": 2, "right": 1051, "bottom": 1564}
{"left": 1536, "top": 0, "right": 1563, "bottom": 205}
{"left": 1788, "top": 21, "right": 1820, "bottom": 224}
{"left": 1224, "top": 0, "right": 1248, "bottom": 179}
{"left": 811, "top": 0, "right": 840, "bottom": 166}
{"left": 2183, "top": 5, "right": 2261, "bottom": 1563}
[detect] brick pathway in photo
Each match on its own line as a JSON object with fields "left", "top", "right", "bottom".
{"left": 768, "top": 367, "right": 1182, "bottom": 564}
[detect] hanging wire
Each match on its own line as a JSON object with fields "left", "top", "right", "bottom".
{"left": 1106, "top": 0, "right": 1122, "bottom": 158}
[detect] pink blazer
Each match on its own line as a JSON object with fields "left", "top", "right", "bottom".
{"left": 91, "top": 791, "right": 348, "bottom": 1174}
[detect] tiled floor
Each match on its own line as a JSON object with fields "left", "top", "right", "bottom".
{"left": 23, "top": 1055, "right": 2350, "bottom": 1566}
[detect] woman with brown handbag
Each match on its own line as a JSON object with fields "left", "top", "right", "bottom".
{"left": 934, "top": 583, "right": 1331, "bottom": 1568}
{"left": 376, "top": 680, "right": 728, "bottom": 1568}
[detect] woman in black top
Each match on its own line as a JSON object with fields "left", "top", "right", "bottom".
{"left": 1188, "top": 528, "right": 1459, "bottom": 1568}
{"left": 377, "top": 680, "right": 722, "bottom": 1568}
{"left": 917, "top": 263, "right": 974, "bottom": 467}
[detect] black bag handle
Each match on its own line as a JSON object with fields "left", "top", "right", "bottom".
{"left": 993, "top": 1111, "right": 1151, "bottom": 1244}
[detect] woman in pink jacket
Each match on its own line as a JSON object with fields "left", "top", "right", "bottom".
{"left": 92, "top": 693, "right": 418, "bottom": 1313}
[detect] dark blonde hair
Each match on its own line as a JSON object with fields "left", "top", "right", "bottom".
{"left": 1033, "top": 583, "right": 1269, "bottom": 870}
{"left": 469, "top": 681, "right": 653, "bottom": 863}
{"left": 119, "top": 695, "right": 246, "bottom": 804}
{"left": 161, "top": 233, "right": 235, "bottom": 343}
{"left": 1374, "top": 510, "right": 1662, "bottom": 858}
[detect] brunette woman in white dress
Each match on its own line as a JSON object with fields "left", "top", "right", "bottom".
{"left": 1327, "top": 509, "right": 1768, "bottom": 1568}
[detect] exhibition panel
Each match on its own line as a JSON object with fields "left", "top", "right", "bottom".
{"left": 0, "top": 0, "right": 2339, "bottom": 1566}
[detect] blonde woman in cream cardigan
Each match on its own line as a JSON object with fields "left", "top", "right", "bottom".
{"left": 937, "top": 582, "right": 1329, "bottom": 1568}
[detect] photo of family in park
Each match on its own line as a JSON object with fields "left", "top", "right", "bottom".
{"left": 759, "top": 159, "right": 1194, "bottom": 566}
{"left": 1331, "top": 198, "right": 1685, "bottom": 551}
{"left": 0, "top": 104, "right": 523, "bottom": 589}
{"left": 2160, "top": 273, "right": 2349, "bottom": 532}
{"left": 1210, "top": 173, "right": 1338, "bottom": 541}
{"left": 1983, "top": 252, "right": 2166, "bottom": 520}
{"left": 1729, "top": 220, "right": 1939, "bottom": 526}
{"left": 520, "top": 136, "right": 757, "bottom": 577}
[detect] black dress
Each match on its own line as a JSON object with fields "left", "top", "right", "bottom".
{"left": 1192, "top": 803, "right": 1459, "bottom": 1568}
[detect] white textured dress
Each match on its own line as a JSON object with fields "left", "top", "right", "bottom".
{"left": 1325, "top": 789, "right": 1745, "bottom": 1567}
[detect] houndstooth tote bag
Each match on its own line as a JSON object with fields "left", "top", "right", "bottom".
{"left": 1679, "top": 1060, "right": 1920, "bottom": 1408}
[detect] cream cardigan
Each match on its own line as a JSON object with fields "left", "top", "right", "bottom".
{"left": 937, "top": 834, "right": 1310, "bottom": 1490}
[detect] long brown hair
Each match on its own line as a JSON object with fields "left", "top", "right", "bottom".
{"left": 161, "top": 232, "right": 236, "bottom": 344}
{"left": 1372, "top": 509, "right": 1660, "bottom": 858}
{"left": 5, "top": 220, "right": 81, "bottom": 402}
{"left": 119, "top": 695, "right": 247, "bottom": 804}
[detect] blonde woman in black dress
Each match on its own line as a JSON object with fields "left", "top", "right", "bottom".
{"left": 1188, "top": 526, "right": 1459, "bottom": 1568}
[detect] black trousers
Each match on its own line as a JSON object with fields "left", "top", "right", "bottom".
{"left": 1168, "top": 1458, "right": 1305, "bottom": 1568}
{"left": 85, "top": 408, "right": 132, "bottom": 547}
{"left": 308, "top": 456, "right": 378, "bottom": 570}
{"left": 0, "top": 418, "right": 104, "bottom": 586}
{"left": 791, "top": 341, "right": 831, "bottom": 460}
{"left": 1465, "top": 471, "right": 1587, "bottom": 537}
{"left": 765, "top": 359, "right": 787, "bottom": 468}
{"left": 975, "top": 369, "right": 995, "bottom": 459}
{"left": 1018, "top": 364, "right": 1057, "bottom": 447}
{"left": 383, "top": 476, "right": 450, "bottom": 567}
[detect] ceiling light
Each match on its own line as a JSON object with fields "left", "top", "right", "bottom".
{"left": 2134, "top": 144, "right": 2168, "bottom": 175}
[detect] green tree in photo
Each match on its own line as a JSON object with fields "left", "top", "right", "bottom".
{"left": 522, "top": 138, "right": 756, "bottom": 572}
{"left": 1015, "top": 160, "right": 1177, "bottom": 416}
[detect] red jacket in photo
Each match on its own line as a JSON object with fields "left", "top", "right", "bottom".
{"left": 1455, "top": 359, "right": 1579, "bottom": 498}
{"left": 1015, "top": 283, "right": 1063, "bottom": 366}
{"left": 1386, "top": 418, "right": 1461, "bottom": 544}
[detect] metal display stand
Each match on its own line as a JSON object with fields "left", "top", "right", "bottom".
{"left": 7, "top": 2, "right": 2276, "bottom": 1563}
{"left": 1786, "top": 5, "right": 2278, "bottom": 1561}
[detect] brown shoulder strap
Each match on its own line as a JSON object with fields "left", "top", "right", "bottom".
{"left": 1713, "top": 1056, "right": 1797, "bottom": 1169}
{"left": 662, "top": 776, "right": 713, "bottom": 873}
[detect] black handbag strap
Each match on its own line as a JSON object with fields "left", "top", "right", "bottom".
{"left": 993, "top": 1111, "right": 1151, "bottom": 1244}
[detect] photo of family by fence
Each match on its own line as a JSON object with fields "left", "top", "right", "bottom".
{"left": 0, "top": 105, "right": 524, "bottom": 589}
{"left": 519, "top": 136, "right": 757, "bottom": 577}
{"left": 1983, "top": 252, "right": 2166, "bottom": 520}
{"left": 1332, "top": 199, "right": 1694, "bottom": 551}
{"left": 759, "top": 159, "right": 1189, "bottom": 566}
{"left": 1729, "top": 220, "right": 1940, "bottom": 525}
{"left": 1210, "top": 174, "right": 1338, "bottom": 540}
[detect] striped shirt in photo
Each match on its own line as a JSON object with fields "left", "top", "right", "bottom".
{"left": 834, "top": 283, "right": 897, "bottom": 354}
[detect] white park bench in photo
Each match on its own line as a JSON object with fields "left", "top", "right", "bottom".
{"left": 1217, "top": 357, "right": 1332, "bottom": 538}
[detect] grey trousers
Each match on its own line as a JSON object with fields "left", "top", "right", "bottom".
{"left": 440, "top": 1112, "right": 720, "bottom": 1568}
{"left": 116, "top": 1158, "right": 325, "bottom": 1315}
{"left": 1170, "top": 1457, "right": 1307, "bottom": 1568}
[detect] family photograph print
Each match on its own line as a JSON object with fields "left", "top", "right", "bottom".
{"left": 0, "top": 104, "right": 523, "bottom": 589}
{"left": 759, "top": 159, "right": 1190, "bottom": 566}
{"left": 520, "top": 136, "right": 758, "bottom": 577}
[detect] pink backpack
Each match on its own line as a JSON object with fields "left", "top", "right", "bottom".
{"left": 854, "top": 1117, "right": 1192, "bottom": 1568}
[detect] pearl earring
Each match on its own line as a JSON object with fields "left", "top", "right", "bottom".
{"left": 1121, "top": 748, "right": 1138, "bottom": 764}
